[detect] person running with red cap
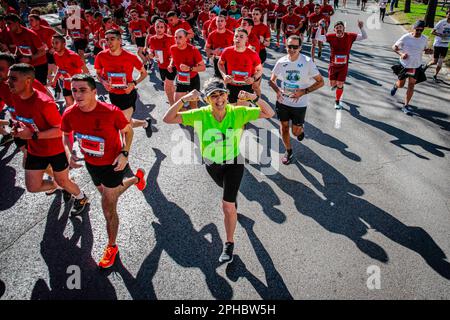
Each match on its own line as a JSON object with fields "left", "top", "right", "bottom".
{"left": 316, "top": 20, "right": 367, "bottom": 109}
{"left": 61, "top": 74, "right": 146, "bottom": 269}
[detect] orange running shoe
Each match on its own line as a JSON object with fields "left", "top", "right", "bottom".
{"left": 98, "top": 245, "right": 119, "bottom": 269}
{"left": 135, "top": 168, "right": 146, "bottom": 191}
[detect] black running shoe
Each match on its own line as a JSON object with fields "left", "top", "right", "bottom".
{"left": 71, "top": 195, "right": 88, "bottom": 216}
{"left": 219, "top": 242, "right": 234, "bottom": 263}
{"left": 297, "top": 131, "right": 305, "bottom": 141}
{"left": 390, "top": 85, "right": 398, "bottom": 96}
{"left": 145, "top": 117, "right": 153, "bottom": 138}
{"left": 0, "top": 134, "right": 13, "bottom": 147}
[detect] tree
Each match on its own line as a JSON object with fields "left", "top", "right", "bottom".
{"left": 405, "top": 0, "right": 411, "bottom": 13}
{"left": 425, "top": 0, "right": 438, "bottom": 27}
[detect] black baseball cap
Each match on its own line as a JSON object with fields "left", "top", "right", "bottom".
{"left": 413, "top": 20, "right": 425, "bottom": 29}
{"left": 203, "top": 79, "right": 228, "bottom": 97}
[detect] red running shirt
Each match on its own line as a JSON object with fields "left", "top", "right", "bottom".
{"left": 32, "top": 26, "right": 56, "bottom": 50}
{"left": 9, "top": 27, "right": 47, "bottom": 66}
{"left": 94, "top": 49, "right": 144, "bottom": 94}
{"left": 206, "top": 29, "right": 234, "bottom": 52}
{"left": 326, "top": 32, "right": 358, "bottom": 67}
{"left": 128, "top": 19, "right": 150, "bottom": 38}
{"left": 148, "top": 34, "right": 175, "bottom": 69}
{"left": 170, "top": 43, "right": 203, "bottom": 78}
{"left": 61, "top": 101, "right": 130, "bottom": 166}
{"left": 219, "top": 47, "right": 261, "bottom": 85}
{"left": 168, "top": 20, "right": 192, "bottom": 36}
{"left": 281, "top": 14, "right": 302, "bottom": 35}
{"left": 53, "top": 48, "right": 85, "bottom": 90}
{"left": 14, "top": 90, "right": 64, "bottom": 157}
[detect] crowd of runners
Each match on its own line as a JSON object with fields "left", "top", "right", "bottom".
{"left": 0, "top": 0, "right": 448, "bottom": 267}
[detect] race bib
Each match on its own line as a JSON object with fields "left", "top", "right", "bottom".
{"left": 7, "top": 106, "right": 15, "bottom": 114}
{"left": 71, "top": 30, "right": 81, "bottom": 39}
{"left": 177, "top": 71, "right": 190, "bottom": 85}
{"left": 287, "top": 25, "right": 295, "bottom": 33}
{"left": 16, "top": 116, "right": 39, "bottom": 132}
{"left": 232, "top": 71, "right": 248, "bottom": 85}
{"left": 133, "top": 29, "right": 143, "bottom": 37}
{"left": 155, "top": 50, "right": 163, "bottom": 64}
{"left": 405, "top": 68, "right": 416, "bottom": 76}
{"left": 334, "top": 55, "right": 347, "bottom": 64}
{"left": 323, "top": 13, "right": 329, "bottom": 16}
{"left": 75, "top": 133, "right": 105, "bottom": 157}
{"left": 18, "top": 45, "right": 32, "bottom": 56}
{"left": 277, "top": 12, "right": 284, "bottom": 18}
{"left": 107, "top": 72, "right": 127, "bottom": 88}
{"left": 268, "top": 11, "right": 276, "bottom": 19}
{"left": 59, "top": 70, "right": 71, "bottom": 81}
{"left": 180, "top": 12, "right": 187, "bottom": 19}
{"left": 283, "top": 82, "right": 299, "bottom": 95}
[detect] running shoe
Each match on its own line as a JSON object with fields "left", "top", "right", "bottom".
{"left": 135, "top": 168, "right": 146, "bottom": 191}
{"left": 401, "top": 105, "right": 413, "bottom": 115}
{"left": 0, "top": 134, "right": 13, "bottom": 147}
{"left": 71, "top": 194, "right": 88, "bottom": 216}
{"left": 281, "top": 151, "right": 294, "bottom": 165}
{"left": 144, "top": 117, "right": 153, "bottom": 138}
{"left": 297, "top": 131, "right": 305, "bottom": 141}
{"left": 390, "top": 84, "right": 398, "bottom": 96}
{"left": 219, "top": 242, "right": 234, "bottom": 263}
{"left": 334, "top": 102, "right": 342, "bottom": 110}
{"left": 318, "top": 50, "right": 322, "bottom": 58}
{"left": 98, "top": 245, "right": 119, "bottom": 269}
{"left": 331, "top": 85, "right": 337, "bottom": 91}
{"left": 432, "top": 75, "right": 440, "bottom": 83}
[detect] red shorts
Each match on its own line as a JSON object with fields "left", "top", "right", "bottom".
{"left": 328, "top": 64, "right": 348, "bottom": 82}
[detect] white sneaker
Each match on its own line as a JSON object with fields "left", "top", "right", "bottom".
{"left": 334, "top": 102, "right": 342, "bottom": 110}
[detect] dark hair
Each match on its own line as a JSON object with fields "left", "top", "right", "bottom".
{"left": 52, "top": 34, "right": 66, "bottom": 42}
{"left": 235, "top": 27, "right": 248, "bottom": 36}
{"left": 151, "top": 14, "right": 160, "bottom": 24}
{"left": 71, "top": 73, "right": 96, "bottom": 90}
{"left": 5, "top": 13, "right": 21, "bottom": 23}
{"left": 9, "top": 63, "right": 35, "bottom": 79}
{"left": 28, "top": 14, "right": 41, "bottom": 21}
{"left": 0, "top": 52, "right": 16, "bottom": 66}
{"left": 334, "top": 20, "right": 345, "bottom": 28}
{"left": 167, "top": 11, "right": 178, "bottom": 18}
{"left": 287, "top": 35, "right": 302, "bottom": 45}
{"left": 174, "top": 28, "right": 188, "bottom": 37}
{"left": 103, "top": 16, "right": 112, "bottom": 24}
{"left": 252, "top": 7, "right": 262, "bottom": 14}
{"left": 219, "top": 9, "right": 228, "bottom": 17}
{"left": 94, "top": 12, "right": 102, "bottom": 19}
{"left": 105, "top": 29, "right": 121, "bottom": 37}
{"left": 155, "top": 18, "right": 166, "bottom": 25}
{"left": 243, "top": 17, "right": 254, "bottom": 26}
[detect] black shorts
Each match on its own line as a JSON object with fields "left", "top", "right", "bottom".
{"left": 175, "top": 74, "right": 201, "bottom": 93}
{"left": 14, "top": 137, "right": 27, "bottom": 149}
{"left": 73, "top": 39, "right": 88, "bottom": 52}
{"left": 85, "top": 162, "right": 129, "bottom": 188}
{"left": 276, "top": 18, "right": 283, "bottom": 29}
{"left": 34, "top": 63, "right": 48, "bottom": 85}
{"left": 226, "top": 84, "right": 254, "bottom": 104}
{"left": 276, "top": 102, "right": 307, "bottom": 126}
{"left": 434, "top": 46, "right": 448, "bottom": 59}
{"left": 259, "top": 48, "right": 267, "bottom": 64}
{"left": 135, "top": 37, "right": 146, "bottom": 48}
{"left": 391, "top": 64, "right": 427, "bottom": 84}
{"left": 63, "top": 88, "right": 72, "bottom": 97}
{"left": 205, "top": 159, "right": 244, "bottom": 203}
{"left": 159, "top": 68, "right": 177, "bottom": 81}
{"left": 93, "top": 46, "right": 103, "bottom": 56}
{"left": 46, "top": 52, "right": 55, "bottom": 64}
{"left": 25, "top": 151, "right": 69, "bottom": 172}
{"left": 109, "top": 89, "right": 138, "bottom": 112}
{"left": 61, "top": 17, "right": 67, "bottom": 30}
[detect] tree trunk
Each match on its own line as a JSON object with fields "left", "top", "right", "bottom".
{"left": 404, "top": 0, "right": 411, "bottom": 13}
{"left": 425, "top": 0, "right": 438, "bottom": 27}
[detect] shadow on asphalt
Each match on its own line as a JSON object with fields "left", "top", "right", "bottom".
{"left": 0, "top": 279, "right": 5, "bottom": 298}
{"left": 30, "top": 195, "right": 120, "bottom": 299}
{"left": 345, "top": 102, "right": 450, "bottom": 159}
{"left": 0, "top": 144, "right": 24, "bottom": 211}
{"left": 407, "top": 107, "right": 450, "bottom": 132}
{"left": 250, "top": 141, "right": 450, "bottom": 280}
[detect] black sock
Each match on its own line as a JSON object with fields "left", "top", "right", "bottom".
{"left": 287, "top": 148, "right": 293, "bottom": 155}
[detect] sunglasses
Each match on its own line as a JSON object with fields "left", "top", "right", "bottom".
{"left": 416, "top": 28, "right": 424, "bottom": 32}
{"left": 287, "top": 45, "right": 300, "bottom": 49}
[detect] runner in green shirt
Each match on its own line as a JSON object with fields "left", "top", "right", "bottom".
{"left": 163, "top": 78, "right": 274, "bottom": 263}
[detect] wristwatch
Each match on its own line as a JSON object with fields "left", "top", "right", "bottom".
{"left": 304, "top": 88, "right": 309, "bottom": 95}
{"left": 132, "top": 80, "right": 137, "bottom": 86}
{"left": 120, "top": 150, "right": 129, "bottom": 157}
{"left": 32, "top": 132, "right": 38, "bottom": 140}
{"left": 251, "top": 95, "right": 260, "bottom": 104}
{"left": 189, "top": 66, "right": 193, "bottom": 71}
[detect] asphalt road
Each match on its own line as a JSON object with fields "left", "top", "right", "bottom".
{"left": 1, "top": 2, "right": 449, "bottom": 300}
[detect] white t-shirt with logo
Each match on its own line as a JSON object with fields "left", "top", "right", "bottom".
{"left": 433, "top": 19, "right": 450, "bottom": 48}
{"left": 272, "top": 54, "right": 320, "bottom": 108}
{"left": 394, "top": 33, "right": 428, "bottom": 68}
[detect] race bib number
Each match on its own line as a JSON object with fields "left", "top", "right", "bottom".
{"left": 287, "top": 25, "right": 295, "bottom": 33}
{"left": 232, "top": 71, "right": 248, "bottom": 85}
{"left": 155, "top": 50, "right": 163, "bottom": 64}
{"left": 177, "top": 71, "right": 190, "bottom": 85}
{"left": 59, "top": 70, "right": 71, "bottom": 81}
{"left": 334, "top": 55, "right": 347, "bottom": 64}
{"left": 405, "top": 68, "right": 416, "bottom": 76}
{"left": 7, "top": 106, "right": 15, "bottom": 114}
{"left": 18, "top": 45, "right": 32, "bottom": 56}
{"left": 133, "top": 29, "right": 143, "bottom": 37}
{"left": 16, "top": 116, "right": 39, "bottom": 132}
{"left": 277, "top": 12, "right": 284, "bottom": 18}
{"left": 283, "top": 82, "right": 299, "bottom": 95}
{"left": 268, "top": 11, "right": 276, "bottom": 19}
{"left": 108, "top": 72, "right": 127, "bottom": 88}
{"left": 323, "top": 13, "right": 329, "bottom": 16}
{"left": 75, "top": 133, "right": 105, "bottom": 157}
{"left": 71, "top": 30, "right": 81, "bottom": 39}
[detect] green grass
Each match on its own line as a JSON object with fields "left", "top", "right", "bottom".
{"left": 389, "top": 0, "right": 449, "bottom": 66}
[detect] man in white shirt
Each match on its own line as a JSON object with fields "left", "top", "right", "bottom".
{"left": 424, "top": 9, "right": 449, "bottom": 83}
{"left": 269, "top": 35, "right": 324, "bottom": 165}
{"left": 390, "top": 20, "right": 433, "bottom": 115}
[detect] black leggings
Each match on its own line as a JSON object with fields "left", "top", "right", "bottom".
{"left": 205, "top": 161, "right": 244, "bottom": 203}
{"left": 380, "top": 8, "right": 386, "bottom": 21}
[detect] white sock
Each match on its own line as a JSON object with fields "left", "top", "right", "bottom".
{"left": 74, "top": 192, "right": 84, "bottom": 200}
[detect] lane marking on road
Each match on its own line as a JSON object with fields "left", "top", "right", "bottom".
{"left": 335, "top": 109, "right": 342, "bottom": 129}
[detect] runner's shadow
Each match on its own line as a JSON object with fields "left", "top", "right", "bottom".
{"left": 225, "top": 215, "right": 293, "bottom": 299}
{"left": 0, "top": 145, "right": 24, "bottom": 211}
{"left": 31, "top": 196, "right": 118, "bottom": 299}
{"left": 134, "top": 148, "right": 233, "bottom": 299}
{"left": 347, "top": 69, "right": 382, "bottom": 86}
{"left": 257, "top": 145, "right": 450, "bottom": 279}
{"left": 345, "top": 102, "right": 450, "bottom": 159}
{"left": 407, "top": 107, "right": 450, "bottom": 131}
